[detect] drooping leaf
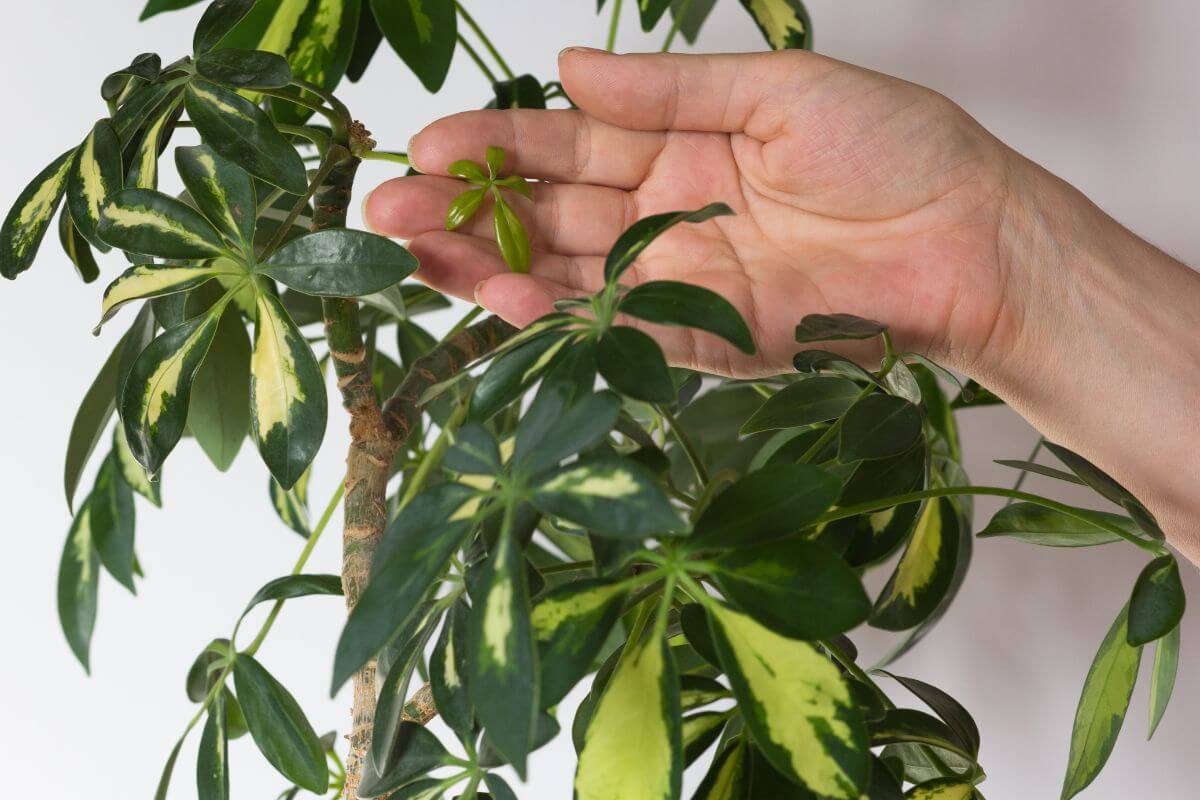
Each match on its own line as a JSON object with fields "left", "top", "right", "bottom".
{"left": 531, "top": 459, "right": 683, "bottom": 538}
{"left": 195, "top": 48, "right": 293, "bottom": 89}
{"left": 185, "top": 79, "right": 308, "bottom": 195}
{"left": 708, "top": 602, "right": 868, "bottom": 797}
{"left": 738, "top": 0, "right": 813, "bottom": 50}
{"left": 1043, "top": 442, "right": 1139, "bottom": 509}
{"left": 839, "top": 394, "right": 922, "bottom": 463}
{"left": 176, "top": 144, "right": 257, "bottom": 251}
{"left": 270, "top": 470, "right": 310, "bottom": 537}
{"left": 67, "top": 120, "right": 123, "bottom": 252}
{"left": 332, "top": 483, "right": 476, "bottom": 692}
{"left": 58, "top": 206, "right": 100, "bottom": 283}
{"left": 869, "top": 709, "right": 976, "bottom": 763}
{"left": 493, "top": 191, "right": 531, "bottom": 273}
{"left": 153, "top": 735, "right": 188, "bottom": 800}
{"left": 597, "top": 326, "right": 675, "bottom": 403}
{"left": 190, "top": 302, "right": 252, "bottom": 471}
{"left": 430, "top": 599, "right": 473, "bottom": 743}
{"left": 741, "top": 376, "right": 862, "bottom": 434}
{"left": 604, "top": 203, "right": 734, "bottom": 284}
{"left": 619, "top": 280, "right": 755, "bottom": 354}
{"left": 1148, "top": 624, "right": 1180, "bottom": 739}
{"left": 492, "top": 73, "right": 548, "bottom": 109}
{"left": 1127, "top": 554, "right": 1185, "bottom": 647}
{"left": 691, "top": 463, "right": 841, "bottom": 548}
{"left": 1, "top": 148, "right": 75, "bottom": 279}
{"left": 250, "top": 292, "right": 327, "bottom": 489}
{"left": 140, "top": 0, "right": 205, "bottom": 20}
{"left": 238, "top": 574, "right": 342, "bottom": 624}
{"left": 127, "top": 99, "right": 179, "bottom": 192}
{"left": 794, "top": 349, "right": 880, "bottom": 385}
{"left": 977, "top": 503, "right": 1135, "bottom": 548}
{"left": 692, "top": 738, "right": 750, "bottom": 800}
{"left": 874, "top": 672, "right": 981, "bottom": 758}
{"left": 1061, "top": 605, "right": 1141, "bottom": 799}
{"left": 197, "top": 692, "right": 230, "bottom": 800}
{"left": 121, "top": 308, "right": 223, "bottom": 477}
{"left": 713, "top": 538, "right": 870, "bottom": 639}
{"left": 113, "top": 424, "right": 161, "bottom": 506}
{"left": 233, "top": 654, "right": 328, "bottom": 794}
{"left": 467, "top": 523, "right": 539, "bottom": 776}
{"left": 904, "top": 779, "right": 977, "bottom": 800}
{"left": 638, "top": 0, "right": 672, "bottom": 30}
{"left": 57, "top": 501, "right": 101, "bottom": 671}
{"left": 532, "top": 578, "right": 629, "bottom": 706}
{"left": 98, "top": 188, "right": 229, "bottom": 259}
{"left": 795, "top": 312, "right": 884, "bottom": 344}
{"left": 194, "top": 0, "right": 256, "bottom": 53}
{"left": 575, "top": 636, "right": 681, "bottom": 800}
{"left": 97, "top": 262, "right": 242, "bottom": 330}
{"left": 261, "top": 229, "right": 419, "bottom": 296}
{"left": 871, "top": 499, "right": 961, "bottom": 631}
{"left": 111, "top": 80, "right": 180, "bottom": 147}
{"left": 370, "top": 0, "right": 457, "bottom": 92}
{"left": 360, "top": 722, "right": 456, "bottom": 797}
{"left": 89, "top": 455, "right": 137, "bottom": 593}
{"left": 372, "top": 612, "right": 440, "bottom": 774}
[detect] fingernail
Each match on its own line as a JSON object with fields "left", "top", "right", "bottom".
{"left": 407, "top": 134, "right": 422, "bottom": 173}
{"left": 560, "top": 46, "right": 602, "bottom": 59}
{"left": 473, "top": 279, "right": 489, "bottom": 306}
{"left": 360, "top": 189, "right": 378, "bottom": 232}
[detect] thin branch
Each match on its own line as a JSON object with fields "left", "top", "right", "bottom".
{"left": 455, "top": 2, "right": 515, "bottom": 79}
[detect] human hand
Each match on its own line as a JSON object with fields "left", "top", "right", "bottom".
{"left": 363, "top": 47, "right": 1023, "bottom": 378}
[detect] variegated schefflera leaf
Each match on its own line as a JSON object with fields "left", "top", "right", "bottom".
{"left": 531, "top": 578, "right": 629, "bottom": 707}
{"left": 738, "top": 0, "right": 813, "bottom": 50}
{"left": 870, "top": 498, "right": 962, "bottom": 631}
{"left": 0, "top": 148, "right": 76, "bottom": 279}
{"left": 67, "top": 120, "right": 124, "bottom": 253}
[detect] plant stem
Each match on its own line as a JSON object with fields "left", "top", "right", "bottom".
{"left": 457, "top": 35, "right": 498, "bottom": 83}
{"left": 658, "top": 404, "right": 708, "bottom": 485}
{"left": 276, "top": 123, "right": 331, "bottom": 153}
{"left": 442, "top": 305, "right": 484, "bottom": 342}
{"left": 1007, "top": 435, "right": 1045, "bottom": 503}
{"left": 455, "top": 2, "right": 515, "bottom": 79}
{"left": 606, "top": 0, "right": 623, "bottom": 51}
{"left": 360, "top": 150, "right": 410, "bottom": 165}
{"left": 396, "top": 397, "right": 470, "bottom": 511}
{"left": 258, "top": 151, "right": 342, "bottom": 261}
{"left": 661, "top": 0, "right": 689, "bottom": 51}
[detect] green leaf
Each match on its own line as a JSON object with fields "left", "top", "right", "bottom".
{"left": 691, "top": 463, "right": 841, "bottom": 548}
{"left": 1061, "top": 605, "right": 1141, "bottom": 799}
{"left": 445, "top": 187, "right": 486, "bottom": 230}
{"left": 532, "top": 578, "right": 629, "bottom": 707}
{"left": 977, "top": 503, "right": 1136, "bottom": 548}
{"left": 194, "top": 0, "right": 255, "bottom": 53}
{"left": 98, "top": 262, "right": 241, "bottom": 330}
{"left": 250, "top": 292, "right": 327, "bottom": 489}
{"left": 185, "top": 79, "right": 308, "bottom": 195}
{"left": 741, "top": 376, "right": 862, "bottom": 434}
{"left": 153, "top": 735, "right": 188, "bottom": 800}
{"left": 58, "top": 206, "right": 100, "bottom": 283}
{"left": 332, "top": 483, "right": 476, "bottom": 692}
{"left": 98, "top": 188, "right": 229, "bottom": 259}
{"left": 874, "top": 672, "right": 980, "bottom": 758}
{"left": 739, "top": 0, "right": 813, "bottom": 50}
{"left": 126, "top": 94, "right": 178, "bottom": 189}
{"left": 605, "top": 203, "right": 734, "bottom": 284}
{"left": 238, "top": 574, "right": 342, "bottom": 625}
{"left": 795, "top": 312, "right": 884, "bottom": 344}
{"left": 449, "top": 158, "right": 488, "bottom": 183}
{"left": 679, "top": 603, "right": 721, "bottom": 668}
{"left": 905, "top": 779, "right": 977, "bottom": 800}
{"left": 114, "top": 424, "right": 161, "bottom": 506}
{"left": 111, "top": 80, "right": 180, "bottom": 147}
{"left": 708, "top": 602, "right": 868, "bottom": 797}
{"left": 121, "top": 308, "right": 223, "bottom": 477}
{"left": 67, "top": 121, "right": 123, "bottom": 252}
{"left": 276, "top": 0, "right": 362, "bottom": 124}
{"left": 638, "top": 0, "right": 673, "bottom": 31}
{"left": 176, "top": 144, "right": 257, "bottom": 251}
{"left": 515, "top": 389, "right": 620, "bottom": 476}
{"left": 872, "top": 499, "right": 961, "bottom": 631}
{"left": 233, "top": 654, "right": 328, "bottom": 794}
{"left": 360, "top": 722, "right": 455, "bottom": 797}
{"left": 372, "top": 614, "right": 440, "bottom": 773}
{"left": 58, "top": 501, "right": 101, "bottom": 671}
{"left": 1, "top": 148, "right": 75, "bottom": 279}
{"left": 472, "top": 331, "right": 573, "bottom": 420}
{"left": 467, "top": 523, "right": 539, "bottom": 776}
{"left": 270, "top": 470, "right": 311, "bottom": 537}
{"left": 597, "top": 326, "right": 674, "bottom": 403}
{"left": 1127, "top": 554, "right": 1185, "bottom": 646}
{"left": 493, "top": 191, "right": 531, "bottom": 273}
{"left": 670, "top": 0, "right": 719, "bottom": 43}
{"left": 838, "top": 394, "right": 922, "bottom": 463}
{"left": 1044, "top": 441, "right": 1139, "bottom": 509}
{"left": 195, "top": 48, "right": 293, "bottom": 88}
{"left": 484, "top": 774, "right": 520, "bottom": 800}
{"left": 713, "top": 538, "right": 870, "bottom": 639}
{"left": 140, "top": 0, "right": 205, "bottom": 20}
{"left": 1148, "top": 624, "right": 1180, "bottom": 739}
{"left": 430, "top": 599, "right": 473, "bottom": 743}
{"left": 839, "top": 443, "right": 925, "bottom": 507}
{"left": 492, "top": 74, "right": 548, "bottom": 109}
{"left": 486, "top": 145, "right": 506, "bottom": 177}
{"left": 370, "top": 0, "right": 457, "bottom": 92}
{"left": 794, "top": 348, "right": 880, "bottom": 385}
{"left": 575, "top": 635, "right": 681, "bottom": 800}
{"left": 197, "top": 692, "right": 230, "bottom": 800}
{"left": 869, "top": 709, "right": 975, "bottom": 762}
{"left": 89, "top": 455, "right": 137, "bottom": 593}
{"left": 993, "top": 458, "right": 1085, "bottom": 486}
{"left": 261, "top": 229, "right": 419, "bottom": 296}
{"left": 619, "top": 280, "right": 755, "bottom": 354}
{"left": 190, "top": 302, "right": 252, "bottom": 471}
{"left": 692, "top": 738, "right": 750, "bottom": 800}
{"left": 445, "top": 422, "right": 502, "bottom": 475}
{"left": 531, "top": 459, "right": 683, "bottom": 538}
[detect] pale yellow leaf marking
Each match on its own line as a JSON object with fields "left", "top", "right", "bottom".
{"left": 408, "top": 0, "right": 433, "bottom": 43}
{"left": 12, "top": 155, "right": 73, "bottom": 257}
{"left": 889, "top": 500, "right": 942, "bottom": 605}
{"left": 521, "top": 334, "right": 571, "bottom": 384}
{"left": 133, "top": 111, "right": 171, "bottom": 189}
{"left": 102, "top": 264, "right": 223, "bottom": 319}
{"left": 531, "top": 583, "right": 624, "bottom": 640}
{"left": 908, "top": 782, "right": 975, "bottom": 800}
{"left": 256, "top": 0, "right": 307, "bottom": 54}
{"left": 78, "top": 129, "right": 109, "bottom": 226}
{"left": 71, "top": 505, "right": 95, "bottom": 584}
{"left": 712, "top": 604, "right": 859, "bottom": 798}
{"left": 748, "top": 0, "right": 807, "bottom": 49}
{"left": 102, "top": 203, "right": 219, "bottom": 251}
{"left": 576, "top": 639, "right": 672, "bottom": 800}
{"left": 706, "top": 745, "right": 746, "bottom": 798}
{"left": 141, "top": 315, "right": 217, "bottom": 428}
{"left": 290, "top": 0, "right": 343, "bottom": 85}
{"left": 253, "top": 294, "right": 306, "bottom": 434}
{"left": 540, "top": 464, "right": 639, "bottom": 499}
{"left": 482, "top": 534, "right": 515, "bottom": 668}
{"left": 190, "top": 82, "right": 256, "bottom": 125}
{"left": 441, "top": 631, "right": 461, "bottom": 689}
{"left": 190, "top": 148, "right": 243, "bottom": 241}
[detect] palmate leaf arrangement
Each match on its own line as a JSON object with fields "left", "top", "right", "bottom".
{"left": 0, "top": 1, "right": 1186, "bottom": 799}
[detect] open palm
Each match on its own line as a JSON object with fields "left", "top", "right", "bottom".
{"left": 364, "top": 49, "right": 1019, "bottom": 378}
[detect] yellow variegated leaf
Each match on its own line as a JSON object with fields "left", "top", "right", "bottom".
{"left": 98, "top": 188, "right": 229, "bottom": 260}
{"left": 740, "top": 0, "right": 812, "bottom": 50}
{"left": 250, "top": 292, "right": 326, "bottom": 489}
{"left": 67, "top": 120, "right": 124, "bottom": 253}
{"left": 692, "top": 738, "right": 750, "bottom": 800}
{"left": 270, "top": 468, "right": 310, "bottom": 537}
{"left": 576, "top": 636, "right": 681, "bottom": 800}
{"left": 532, "top": 578, "right": 629, "bottom": 706}
{"left": 1, "top": 148, "right": 75, "bottom": 279}
{"left": 905, "top": 778, "right": 978, "bottom": 799}
{"left": 871, "top": 498, "right": 960, "bottom": 631}
{"left": 708, "top": 603, "right": 868, "bottom": 798}
{"left": 113, "top": 425, "right": 161, "bottom": 507}
{"left": 128, "top": 98, "right": 180, "bottom": 190}
{"left": 97, "top": 262, "right": 244, "bottom": 331}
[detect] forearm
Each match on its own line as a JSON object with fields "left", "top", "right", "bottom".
{"left": 986, "top": 156, "right": 1200, "bottom": 560}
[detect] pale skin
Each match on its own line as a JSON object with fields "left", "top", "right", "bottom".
{"left": 363, "top": 47, "right": 1200, "bottom": 564}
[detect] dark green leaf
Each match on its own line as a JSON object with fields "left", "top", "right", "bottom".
{"left": 140, "top": 0, "right": 205, "bottom": 20}
{"left": 692, "top": 738, "right": 750, "bottom": 800}
{"left": 531, "top": 578, "right": 628, "bottom": 707}
{"left": 978, "top": 503, "right": 1135, "bottom": 548}
{"left": 197, "top": 692, "right": 230, "bottom": 800}
{"left": 430, "top": 599, "right": 473, "bottom": 743}
{"left": 89, "top": 455, "right": 137, "bottom": 593}
{"left": 194, "top": 0, "right": 255, "bottom": 54}
{"left": 332, "top": 483, "right": 476, "bottom": 692}
{"left": 1, "top": 148, "right": 75, "bottom": 279}
{"left": 604, "top": 203, "right": 733, "bottom": 284}
{"left": 67, "top": 120, "right": 123, "bottom": 252}
{"left": 372, "top": 612, "right": 439, "bottom": 775}
{"left": 233, "top": 654, "right": 327, "bottom": 793}
{"left": 531, "top": 458, "right": 683, "bottom": 538}
{"left": 472, "top": 331, "right": 572, "bottom": 420}
{"left": 871, "top": 499, "right": 961, "bottom": 631}
{"left": 738, "top": 0, "right": 813, "bottom": 50}
{"left": 58, "top": 501, "right": 101, "bottom": 671}
{"left": 619, "top": 280, "right": 755, "bottom": 354}
{"left": 484, "top": 774, "right": 519, "bottom": 800}
{"left": 196, "top": 48, "right": 292, "bottom": 88}
{"left": 875, "top": 672, "right": 980, "bottom": 758}
{"left": 742, "top": 376, "right": 862, "bottom": 434}
{"left": 714, "top": 538, "right": 870, "bottom": 639}
{"left": 680, "top": 603, "right": 721, "bottom": 668}
{"left": 189, "top": 302, "right": 251, "bottom": 471}
{"left": 869, "top": 709, "right": 975, "bottom": 763}
{"left": 1148, "top": 624, "right": 1180, "bottom": 739}
{"left": 370, "top": 0, "right": 457, "bottom": 92}
{"left": 670, "top": 0, "right": 719, "bottom": 43}
{"left": 346, "top": 3, "right": 382, "bottom": 81}
{"left": 175, "top": 144, "right": 257, "bottom": 250}
{"left": 597, "top": 326, "right": 674, "bottom": 403}
{"left": 683, "top": 711, "right": 730, "bottom": 766}
{"left": 360, "top": 722, "right": 455, "bottom": 797}
{"left": 638, "top": 0, "right": 672, "bottom": 29}
{"left": 58, "top": 205, "right": 100, "bottom": 283}
{"left": 793, "top": 348, "right": 880, "bottom": 384}
{"left": 185, "top": 79, "right": 307, "bottom": 195}
{"left": 1044, "top": 442, "right": 1138, "bottom": 508}
{"left": 839, "top": 394, "right": 922, "bottom": 463}
{"left": 114, "top": 424, "right": 161, "bottom": 506}
{"left": 1127, "top": 555, "right": 1185, "bottom": 646}
{"left": 492, "top": 74, "right": 547, "bottom": 108}
{"left": 839, "top": 443, "right": 925, "bottom": 507}
{"left": 515, "top": 390, "right": 620, "bottom": 476}
{"left": 239, "top": 574, "right": 342, "bottom": 625}
{"left": 795, "top": 312, "right": 885, "bottom": 344}
{"left": 153, "top": 736, "right": 187, "bottom": 800}
{"left": 270, "top": 472, "right": 310, "bottom": 537}
{"left": 99, "top": 188, "right": 228, "bottom": 259}
{"left": 445, "top": 422, "right": 502, "bottom": 475}
{"left": 993, "top": 459, "right": 1085, "bottom": 486}
{"left": 691, "top": 463, "right": 841, "bottom": 548}
{"left": 261, "top": 229, "right": 419, "bottom": 296}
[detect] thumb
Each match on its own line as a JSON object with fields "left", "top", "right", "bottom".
{"left": 558, "top": 48, "right": 815, "bottom": 135}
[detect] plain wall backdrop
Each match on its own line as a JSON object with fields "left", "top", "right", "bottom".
{"left": 0, "top": 1, "right": 1196, "bottom": 797}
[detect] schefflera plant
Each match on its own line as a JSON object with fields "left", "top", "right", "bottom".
{"left": 0, "top": 1, "right": 1189, "bottom": 800}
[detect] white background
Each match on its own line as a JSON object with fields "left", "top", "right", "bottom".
{"left": 1, "top": 1, "right": 1197, "bottom": 798}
